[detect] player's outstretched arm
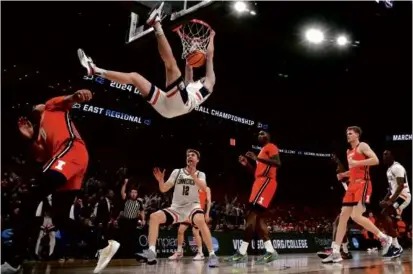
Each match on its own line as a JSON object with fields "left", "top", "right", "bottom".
{"left": 153, "top": 168, "right": 177, "bottom": 193}
{"left": 64, "top": 89, "right": 93, "bottom": 104}
{"left": 203, "top": 32, "right": 215, "bottom": 92}
{"left": 184, "top": 63, "right": 194, "bottom": 85}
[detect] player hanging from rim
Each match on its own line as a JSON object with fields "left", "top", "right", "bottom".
{"left": 226, "top": 130, "right": 281, "bottom": 264}
{"left": 168, "top": 187, "right": 212, "bottom": 261}
{"left": 317, "top": 153, "right": 353, "bottom": 260}
{"left": 78, "top": 2, "right": 215, "bottom": 119}
{"left": 150, "top": 149, "right": 218, "bottom": 267}
{"left": 380, "top": 150, "right": 411, "bottom": 258}
{"left": 322, "top": 126, "right": 392, "bottom": 263}
{"left": 0, "top": 90, "right": 121, "bottom": 274}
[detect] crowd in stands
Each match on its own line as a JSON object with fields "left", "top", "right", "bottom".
{"left": 2, "top": 155, "right": 411, "bottom": 260}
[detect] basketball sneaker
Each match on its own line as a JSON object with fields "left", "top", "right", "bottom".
{"left": 341, "top": 250, "right": 353, "bottom": 260}
{"left": 147, "top": 2, "right": 165, "bottom": 26}
{"left": 321, "top": 252, "right": 343, "bottom": 264}
{"left": 392, "top": 246, "right": 403, "bottom": 258}
{"left": 168, "top": 251, "right": 183, "bottom": 261}
{"left": 93, "top": 240, "right": 120, "bottom": 273}
{"left": 0, "top": 262, "right": 21, "bottom": 274}
{"left": 255, "top": 251, "right": 279, "bottom": 264}
{"left": 317, "top": 249, "right": 333, "bottom": 259}
{"left": 193, "top": 253, "right": 205, "bottom": 261}
{"left": 146, "top": 249, "right": 157, "bottom": 265}
{"left": 380, "top": 236, "right": 393, "bottom": 256}
{"left": 224, "top": 251, "right": 248, "bottom": 263}
{"left": 208, "top": 253, "right": 219, "bottom": 267}
{"left": 77, "top": 48, "right": 96, "bottom": 76}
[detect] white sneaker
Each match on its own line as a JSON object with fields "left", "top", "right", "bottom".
{"left": 77, "top": 48, "right": 96, "bottom": 76}
{"left": 168, "top": 251, "right": 183, "bottom": 261}
{"left": 1, "top": 262, "right": 21, "bottom": 274}
{"left": 193, "top": 253, "right": 205, "bottom": 261}
{"left": 146, "top": 2, "right": 164, "bottom": 26}
{"left": 93, "top": 240, "right": 120, "bottom": 273}
{"left": 321, "top": 252, "right": 343, "bottom": 263}
{"left": 380, "top": 236, "right": 392, "bottom": 256}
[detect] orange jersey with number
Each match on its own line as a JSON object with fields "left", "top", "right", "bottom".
{"left": 255, "top": 143, "right": 279, "bottom": 179}
{"left": 38, "top": 96, "right": 84, "bottom": 156}
{"left": 347, "top": 144, "right": 370, "bottom": 183}
{"left": 199, "top": 189, "right": 207, "bottom": 210}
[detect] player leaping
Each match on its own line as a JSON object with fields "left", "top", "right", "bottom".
{"left": 78, "top": 2, "right": 215, "bottom": 119}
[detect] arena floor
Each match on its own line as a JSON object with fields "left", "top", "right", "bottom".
{"left": 22, "top": 250, "right": 412, "bottom": 274}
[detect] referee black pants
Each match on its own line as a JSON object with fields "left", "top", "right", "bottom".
{"left": 118, "top": 218, "right": 139, "bottom": 258}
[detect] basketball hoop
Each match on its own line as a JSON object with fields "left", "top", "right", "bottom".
{"left": 173, "top": 19, "right": 214, "bottom": 60}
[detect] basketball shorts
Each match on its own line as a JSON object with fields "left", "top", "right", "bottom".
{"left": 163, "top": 203, "right": 204, "bottom": 225}
{"left": 249, "top": 177, "right": 277, "bottom": 209}
{"left": 146, "top": 76, "right": 210, "bottom": 119}
{"left": 42, "top": 140, "right": 88, "bottom": 191}
{"left": 342, "top": 180, "right": 372, "bottom": 207}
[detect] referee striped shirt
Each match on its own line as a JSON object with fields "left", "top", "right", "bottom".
{"left": 122, "top": 198, "right": 144, "bottom": 219}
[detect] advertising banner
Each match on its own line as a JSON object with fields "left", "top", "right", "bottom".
{"left": 135, "top": 230, "right": 335, "bottom": 257}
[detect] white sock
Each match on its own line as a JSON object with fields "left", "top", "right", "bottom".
{"left": 209, "top": 250, "right": 215, "bottom": 256}
{"left": 393, "top": 237, "right": 401, "bottom": 248}
{"left": 342, "top": 242, "right": 349, "bottom": 253}
{"left": 333, "top": 243, "right": 340, "bottom": 254}
{"left": 177, "top": 246, "right": 183, "bottom": 253}
{"left": 153, "top": 22, "right": 164, "bottom": 36}
{"left": 377, "top": 232, "right": 387, "bottom": 240}
{"left": 330, "top": 241, "right": 335, "bottom": 249}
{"left": 149, "top": 245, "right": 156, "bottom": 253}
{"left": 198, "top": 247, "right": 203, "bottom": 255}
{"left": 264, "top": 240, "right": 275, "bottom": 253}
{"left": 94, "top": 66, "right": 107, "bottom": 76}
{"left": 238, "top": 241, "right": 249, "bottom": 255}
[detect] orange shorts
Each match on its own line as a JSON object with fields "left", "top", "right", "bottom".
{"left": 342, "top": 180, "right": 372, "bottom": 206}
{"left": 249, "top": 177, "right": 277, "bottom": 209}
{"left": 43, "top": 140, "right": 88, "bottom": 191}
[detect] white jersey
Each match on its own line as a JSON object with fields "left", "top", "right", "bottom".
{"left": 386, "top": 161, "right": 411, "bottom": 197}
{"left": 167, "top": 168, "right": 206, "bottom": 207}
{"left": 149, "top": 80, "right": 211, "bottom": 119}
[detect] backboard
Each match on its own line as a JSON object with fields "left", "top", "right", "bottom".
{"left": 127, "top": 1, "right": 216, "bottom": 44}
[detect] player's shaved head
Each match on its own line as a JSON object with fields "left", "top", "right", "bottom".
{"left": 258, "top": 130, "right": 270, "bottom": 144}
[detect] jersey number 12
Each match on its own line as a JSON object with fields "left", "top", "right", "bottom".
{"left": 182, "top": 185, "right": 190, "bottom": 196}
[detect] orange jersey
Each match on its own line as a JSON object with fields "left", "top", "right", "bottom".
{"left": 199, "top": 189, "right": 207, "bottom": 210}
{"left": 255, "top": 143, "right": 279, "bottom": 179}
{"left": 38, "top": 96, "right": 84, "bottom": 156}
{"left": 347, "top": 144, "right": 370, "bottom": 183}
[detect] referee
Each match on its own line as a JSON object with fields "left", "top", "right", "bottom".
{"left": 119, "top": 178, "right": 145, "bottom": 257}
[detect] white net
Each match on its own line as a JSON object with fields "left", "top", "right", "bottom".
{"left": 174, "top": 19, "right": 213, "bottom": 59}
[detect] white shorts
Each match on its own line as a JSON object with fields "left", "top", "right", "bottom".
{"left": 146, "top": 77, "right": 210, "bottom": 119}
{"left": 163, "top": 203, "right": 203, "bottom": 224}
{"left": 393, "top": 193, "right": 411, "bottom": 215}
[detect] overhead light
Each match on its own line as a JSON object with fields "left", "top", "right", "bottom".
{"left": 250, "top": 10, "right": 256, "bottom": 15}
{"left": 234, "top": 1, "right": 247, "bottom": 13}
{"left": 305, "top": 28, "right": 324, "bottom": 44}
{"left": 336, "top": 35, "right": 348, "bottom": 46}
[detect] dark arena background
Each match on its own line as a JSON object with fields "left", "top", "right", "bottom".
{"left": 1, "top": 1, "right": 412, "bottom": 274}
